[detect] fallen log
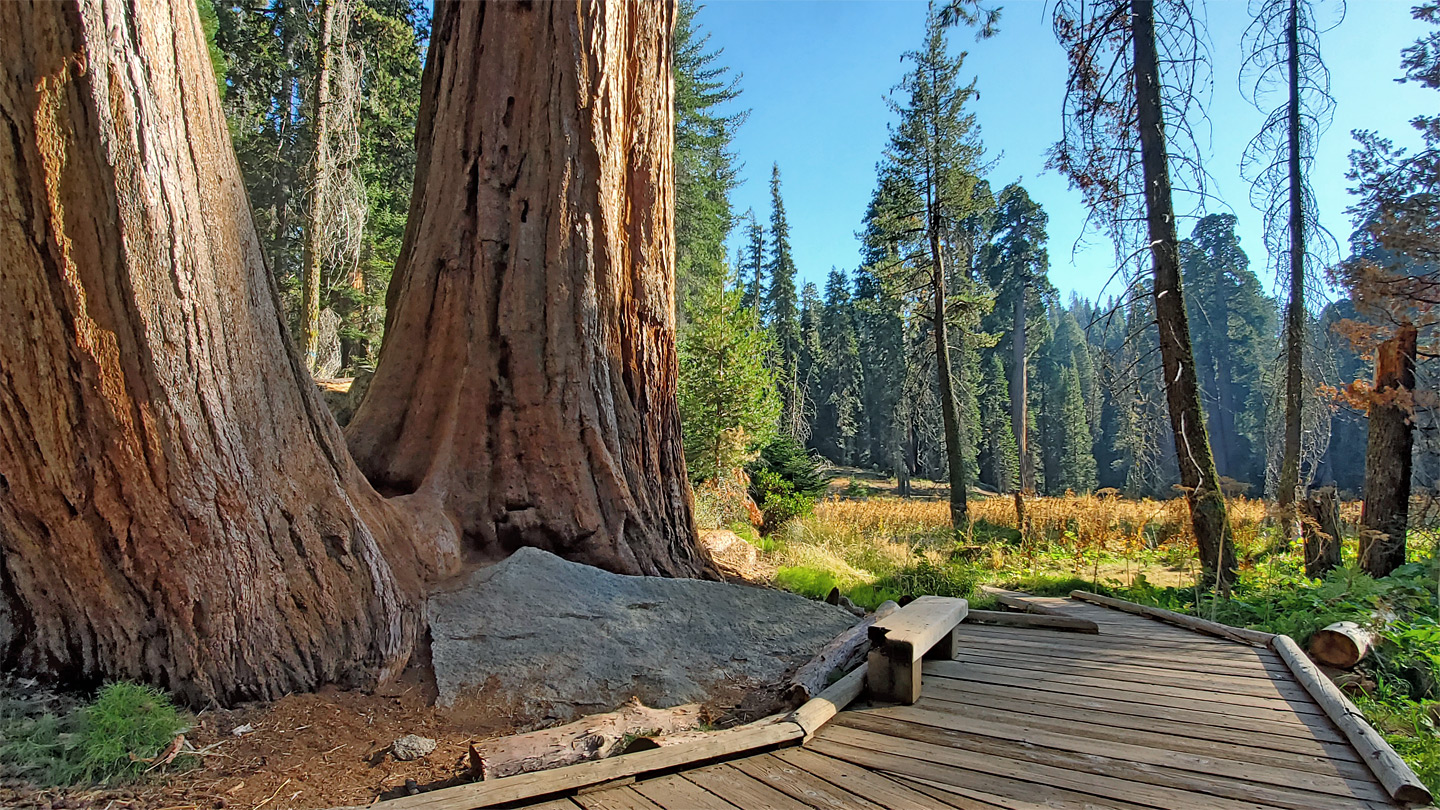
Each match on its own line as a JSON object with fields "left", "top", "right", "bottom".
{"left": 980, "top": 585, "right": 1066, "bottom": 615}
{"left": 470, "top": 699, "right": 703, "bottom": 780}
{"left": 965, "top": 609, "right": 1099, "bottom": 634}
{"left": 1070, "top": 590, "right": 1275, "bottom": 646}
{"left": 1271, "top": 634, "right": 1431, "bottom": 806}
{"left": 1309, "top": 621, "right": 1376, "bottom": 670}
{"left": 785, "top": 600, "right": 899, "bottom": 703}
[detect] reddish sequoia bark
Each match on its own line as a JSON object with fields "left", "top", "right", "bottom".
{"left": 0, "top": 0, "right": 459, "bottom": 703}
{"left": 1359, "top": 324, "right": 1418, "bottom": 577}
{"left": 347, "top": 0, "right": 710, "bottom": 577}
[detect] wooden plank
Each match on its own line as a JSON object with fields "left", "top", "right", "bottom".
{"left": 366, "top": 720, "right": 804, "bottom": 810}
{"left": 816, "top": 723, "right": 1393, "bottom": 810}
{"left": 510, "top": 802, "right": 580, "bottom": 810}
{"left": 947, "top": 631, "right": 1293, "bottom": 675}
{"left": 1071, "top": 590, "right": 1277, "bottom": 646}
{"left": 963, "top": 609, "right": 1098, "bottom": 634}
{"left": 890, "top": 777, "right": 1046, "bottom": 810}
{"left": 732, "top": 753, "right": 886, "bottom": 809}
{"left": 868, "top": 596, "right": 968, "bottom": 704}
{"left": 629, "top": 775, "right": 740, "bottom": 810}
{"left": 945, "top": 648, "right": 1314, "bottom": 701}
{"left": 790, "top": 662, "right": 866, "bottom": 739}
{"left": 978, "top": 587, "right": 1070, "bottom": 615}
{"left": 806, "top": 734, "right": 1166, "bottom": 810}
{"left": 772, "top": 748, "right": 975, "bottom": 810}
{"left": 571, "top": 786, "right": 664, "bottom": 810}
{"left": 954, "top": 622, "right": 1261, "bottom": 654}
{"left": 1272, "top": 634, "right": 1432, "bottom": 806}
{"left": 849, "top": 703, "right": 1390, "bottom": 802}
{"left": 908, "top": 690, "right": 1369, "bottom": 772}
{"left": 924, "top": 659, "right": 1326, "bottom": 716}
{"left": 946, "top": 638, "right": 1289, "bottom": 680}
{"left": 683, "top": 763, "right": 813, "bottom": 810}
{"left": 920, "top": 675, "right": 1349, "bottom": 744}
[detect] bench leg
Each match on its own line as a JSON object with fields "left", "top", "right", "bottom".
{"left": 924, "top": 626, "right": 959, "bottom": 661}
{"left": 867, "top": 643, "right": 922, "bottom": 704}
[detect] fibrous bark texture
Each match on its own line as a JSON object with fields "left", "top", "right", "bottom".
{"left": 1360, "top": 324, "right": 1417, "bottom": 578}
{"left": 0, "top": 0, "right": 458, "bottom": 703}
{"left": 347, "top": 0, "right": 709, "bottom": 577}
{"left": 1132, "top": 0, "right": 1236, "bottom": 590}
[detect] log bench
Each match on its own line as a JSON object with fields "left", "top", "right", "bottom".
{"left": 865, "top": 595, "right": 968, "bottom": 704}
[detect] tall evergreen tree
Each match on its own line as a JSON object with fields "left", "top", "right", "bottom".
{"left": 1182, "top": 214, "right": 1278, "bottom": 492}
{"left": 1055, "top": 366, "right": 1099, "bottom": 493}
{"left": 765, "top": 164, "right": 806, "bottom": 440}
{"left": 864, "top": 6, "right": 992, "bottom": 529}
{"left": 814, "top": 270, "right": 865, "bottom": 464}
{"left": 674, "top": 0, "right": 746, "bottom": 316}
{"left": 738, "top": 208, "right": 765, "bottom": 312}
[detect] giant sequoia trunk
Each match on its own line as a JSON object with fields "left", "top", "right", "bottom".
{"left": 1132, "top": 0, "right": 1236, "bottom": 589}
{"left": 1012, "top": 290, "right": 1034, "bottom": 495}
{"left": 345, "top": 1, "right": 709, "bottom": 577}
{"left": 1359, "top": 324, "right": 1417, "bottom": 577}
{"left": 0, "top": 0, "right": 460, "bottom": 703}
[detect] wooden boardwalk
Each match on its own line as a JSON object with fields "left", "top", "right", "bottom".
{"left": 385, "top": 594, "right": 1426, "bottom": 810}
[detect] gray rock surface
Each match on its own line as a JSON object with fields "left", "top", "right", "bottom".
{"left": 390, "top": 734, "right": 437, "bottom": 761}
{"left": 428, "top": 548, "right": 857, "bottom": 726}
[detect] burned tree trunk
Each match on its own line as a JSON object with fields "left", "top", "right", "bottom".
{"left": 1132, "top": 0, "right": 1236, "bottom": 590}
{"left": 0, "top": 0, "right": 459, "bottom": 703}
{"left": 1277, "top": 0, "right": 1307, "bottom": 542}
{"left": 1359, "top": 324, "right": 1417, "bottom": 577}
{"left": 346, "top": 0, "right": 710, "bottom": 577}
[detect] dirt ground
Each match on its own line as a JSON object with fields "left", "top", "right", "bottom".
{"left": 0, "top": 666, "right": 522, "bottom": 810}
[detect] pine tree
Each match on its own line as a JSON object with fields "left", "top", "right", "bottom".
{"left": 679, "top": 279, "right": 782, "bottom": 483}
{"left": 815, "top": 270, "right": 864, "bottom": 464}
{"left": 738, "top": 209, "right": 765, "bottom": 312}
{"left": 765, "top": 164, "right": 806, "bottom": 440}
{"left": 864, "top": 6, "right": 993, "bottom": 529}
{"left": 674, "top": 0, "right": 745, "bottom": 316}
{"left": 977, "top": 353, "right": 1020, "bottom": 491}
{"left": 1056, "top": 367, "right": 1099, "bottom": 493}
{"left": 1182, "top": 214, "right": 1277, "bottom": 493}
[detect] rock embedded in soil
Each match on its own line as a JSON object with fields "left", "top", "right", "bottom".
{"left": 428, "top": 548, "right": 857, "bottom": 726}
{"left": 390, "top": 734, "right": 437, "bottom": 761}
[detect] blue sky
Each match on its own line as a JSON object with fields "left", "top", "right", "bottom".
{"left": 699, "top": 0, "right": 1434, "bottom": 304}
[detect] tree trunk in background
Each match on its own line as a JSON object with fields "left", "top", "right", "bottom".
{"left": 346, "top": 0, "right": 710, "bottom": 577}
{"left": 1278, "top": 0, "right": 1306, "bottom": 542}
{"left": 1359, "top": 324, "right": 1417, "bottom": 577}
{"left": 931, "top": 227, "right": 969, "bottom": 529}
{"left": 1013, "top": 290, "right": 1033, "bottom": 494}
{"left": 0, "top": 0, "right": 459, "bottom": 704}
{"left": 298, "top": 0, "right": 335, "bottom": 372}
{"left": 1132, "top": 0, "right": 1236, "bottom": 590}
{"left": 1302, "top": 486, "right": 1341, "bottom": 579}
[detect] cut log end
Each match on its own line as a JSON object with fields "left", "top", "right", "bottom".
{"left": 1309, "top": 621, "right": 1374, "bottom": 670}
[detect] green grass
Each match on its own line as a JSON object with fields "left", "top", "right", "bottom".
{"left": 0, "top": 682, "right": 190, "bottom": 786}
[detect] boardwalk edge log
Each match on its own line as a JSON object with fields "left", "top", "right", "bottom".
{"left": 1271, "top": 634, "right": 1433, "bottom": 806}
{"left": 1069, "top": 590, "right": 1276, "bottom": 646}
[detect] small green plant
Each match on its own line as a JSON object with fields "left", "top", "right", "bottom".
{"left": 747, "top": 436, "right": 826, "bottom": 533}
{"left": 0, "top": 682, "right": 189, "bottom": 786}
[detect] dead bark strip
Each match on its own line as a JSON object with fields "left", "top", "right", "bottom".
{"left": 471, "top": 700, "right": 704, "bottom": 780}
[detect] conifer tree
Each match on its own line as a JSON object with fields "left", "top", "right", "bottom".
{"left": 674, "top": 0, "right": 746, "bottom": 315}
{"left": 738, "top": 209, "right": 765, "bottom": 312}
{"left": 1056, "top": 366, "right": 1099, "bottom": 493}
{"left": 815, "top": 270, "right": 865, "bottom": 464}
{"left": 765, "top": 165, "right": 806, "bottom": 440}
{"left": 679, "top": 279, "right": 782, "bottom": 483}
{"left": 864, "top": 6, "right": 992, "bottom": 529}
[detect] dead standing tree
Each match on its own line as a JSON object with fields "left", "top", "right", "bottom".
{"left": 1050, "top": 0, "right": 1237, "bottom": 590}
{"left": 1240, "top": 0, "right": 1342, "bottom": 543}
